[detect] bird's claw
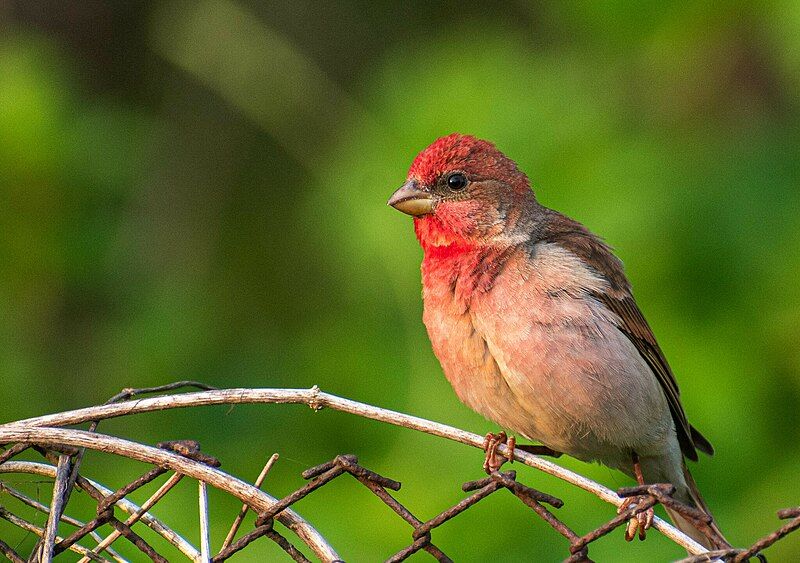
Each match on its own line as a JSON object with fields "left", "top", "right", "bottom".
{"left": 482, "top": 431, "right": 515, "bottom": 473}
{"left": 618, "top": 496, "right": 654, "bottom": 541}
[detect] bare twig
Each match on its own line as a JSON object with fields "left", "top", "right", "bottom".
{"left": 199, "top": 481, "right": 211, "bottom": 562}
{"left": 221, "top": 453, "right": 279, "bottom": 550}
{"left": 0, "top": 387, "right": 708, "bottom": 553}
{"left": 78, "top": 472, "right": 184, "bottom": 563}
{"left": 676, "top": 507, "right": 800, "bottom": 563}
{"left": 105, "top": 517, "right": 168, "bottom": 563}
{"left": 212, "top": 525, "right": 311, "bottom": 563}
{"left": 1, "top": 385, "right": 796, "bottom": 561}
{"left": 0, "top": 506, "right": 110, "bottom": 562}
{"left": 0, "top": 444, "right": 30, "bottom": 466}
{"left": 733, "top": 508, "right": 800, "bottom": 561}
{"left": 0, "top": 539, "right": 25, "bottom": 563}
{"left": 103, "top": 381, "right": 217, "bottom": 405}
{"left": 0, "top": 482, "right": 128, "bottom": 563}
{"left": 38, "top": 453, "right": 72, "bottom": 562}
{"left": 97, "top": 466, "right": 168, "bottom": 515}
{"left": 0, "top": 461, "right": 199, "bottom": 560}
{"left": 0, "top": 427, "right": 340, "bottom": 561}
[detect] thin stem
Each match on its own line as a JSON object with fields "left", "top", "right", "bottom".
{"left": 0, "top": 429, "right": 340, "bottom": 561}
{"left": 1, "top": 461, "right": 199, "bottom": 561}
{"left": 221, "top": 453, "right": 279, "bottom": 550}
{"left": 0, "top": 482, "right": 128, "bottom": 563}
{"left": 39, "top": 454, "right": 72, "bottom": 562}
{"left": 0, "top": 507, "right": 110, "bottom": 562}
{"left": 199, "top": 481, "right": 211, "bottom": 562}
{"left": 78, "top": 472, "right": 185, "bottom": 563}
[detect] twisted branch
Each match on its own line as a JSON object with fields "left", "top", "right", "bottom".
{"left": 0, "top": 385, "right": 708, "bottom": 555}
{"left": 0, "top": 461, "right": 199, "bottom": 560}
{"left": 0, "top": 428, "right": 339, "bottom": 561}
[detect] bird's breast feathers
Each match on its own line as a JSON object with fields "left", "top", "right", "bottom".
{"left": 421, "top": 241, "right": 673, "bottom": 462}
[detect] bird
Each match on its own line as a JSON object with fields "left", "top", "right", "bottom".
{"left": 387, "top": 133, "right": 728, "bottom": 549}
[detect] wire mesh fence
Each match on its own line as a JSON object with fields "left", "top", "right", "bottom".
{"left": 0, "top": 382, "right": 797, "bottom": 561}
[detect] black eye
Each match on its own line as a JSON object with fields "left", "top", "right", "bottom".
{"left": 446, "top": 172, "right": 468, "bottom": 191}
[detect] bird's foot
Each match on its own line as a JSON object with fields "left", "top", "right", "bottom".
{"left": 618, "top": 495, "right": 655, "bottom": 541}
{"left": 482, "top": 431, "right": 515, "bottom": 473}
{"left": 619, "top": 453, "right": 654, "bottom": 541}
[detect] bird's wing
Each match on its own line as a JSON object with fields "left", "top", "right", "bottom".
{"left": 541, "top": 212, "right": 713, "bottom": 461}
{"left": 592, "top": 292, "right": 712, "bottom": 461}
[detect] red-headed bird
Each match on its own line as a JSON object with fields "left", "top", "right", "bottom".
{"left": 388, "top": 134, "right": 728, "bottom": 549}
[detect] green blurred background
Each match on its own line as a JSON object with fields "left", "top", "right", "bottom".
{"left": 2, "top": 1, "right": 799, "bottom": 561}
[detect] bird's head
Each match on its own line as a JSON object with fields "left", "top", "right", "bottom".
{"left": 388, "top": 134, "right": 536, "bottom": 250}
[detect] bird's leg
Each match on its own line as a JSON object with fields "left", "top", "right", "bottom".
{"left": 482, "top": 431, "right": 515, "bottom": 473}
{"left": 618, "top": 453, "right": 655, "bottom": 541}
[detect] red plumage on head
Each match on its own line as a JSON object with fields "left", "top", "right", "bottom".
{"left": 405, "top": 135, "right": 535, "bottom": 254}
{"left": 407, "top": 134, "right": 530, "bottom": 193}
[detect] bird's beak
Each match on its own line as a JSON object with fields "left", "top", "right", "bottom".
{"left": 387, "top": 180, "right": 434, "bottom": 216}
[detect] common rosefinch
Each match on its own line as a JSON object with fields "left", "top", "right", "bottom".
{"left": 388, "top": 134, "right": 728, "bottom": 549}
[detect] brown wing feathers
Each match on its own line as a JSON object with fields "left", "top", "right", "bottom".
{"left": 595, "top": 293, "right": 710, "bottom": 461}
{"left": 541, "top": 212, "right": 713, "bottom": 461}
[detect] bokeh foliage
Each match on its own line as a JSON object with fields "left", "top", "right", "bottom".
{"left": 1, "top": 1, "right": 799, "bottom": 560}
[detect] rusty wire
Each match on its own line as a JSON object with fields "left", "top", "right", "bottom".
{"left": 0, "top": 383, "right": 797, "bottom": 561}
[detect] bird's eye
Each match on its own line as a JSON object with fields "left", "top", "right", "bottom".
{"left": 446, "top": 173, "right": 468, "bottom": 191}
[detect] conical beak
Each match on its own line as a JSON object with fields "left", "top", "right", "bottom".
{"left": 387, "top": 180, "right": 433, "bottom": 216}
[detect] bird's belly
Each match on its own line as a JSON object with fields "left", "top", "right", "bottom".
{"left": 423, "top": 259, "right": 673, "bottom": 464}
{"left": 423, "top": 300, "right": 540, "bottom": 441}
{"left": 480, "top": 291, "right": 672, "bottom": 461}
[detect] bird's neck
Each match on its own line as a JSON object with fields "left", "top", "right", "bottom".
{"left": 416, "top": 216, "right": 518, "bottom": 298}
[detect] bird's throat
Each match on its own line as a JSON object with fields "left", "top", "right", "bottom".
{"left": 421, "top": 245, "right": 515, "bottom": 308}
{"left": 413, "top": 214, "right": 477, "bottom": 254}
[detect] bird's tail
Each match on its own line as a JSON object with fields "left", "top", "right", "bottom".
{"left": 666, "top": 462, "right": 730, "bottom": 551}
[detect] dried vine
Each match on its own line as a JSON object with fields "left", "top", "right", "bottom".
{"left": 0, "top": 383, "right": 795, "bottom": 561}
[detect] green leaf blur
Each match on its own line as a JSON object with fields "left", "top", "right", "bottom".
{"left": 1, "top": 2, "right": 799, "bottom": 560}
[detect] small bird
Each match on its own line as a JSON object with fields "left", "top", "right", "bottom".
{"left": 388, "top": 134, "right": 728, "bottom": 549}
